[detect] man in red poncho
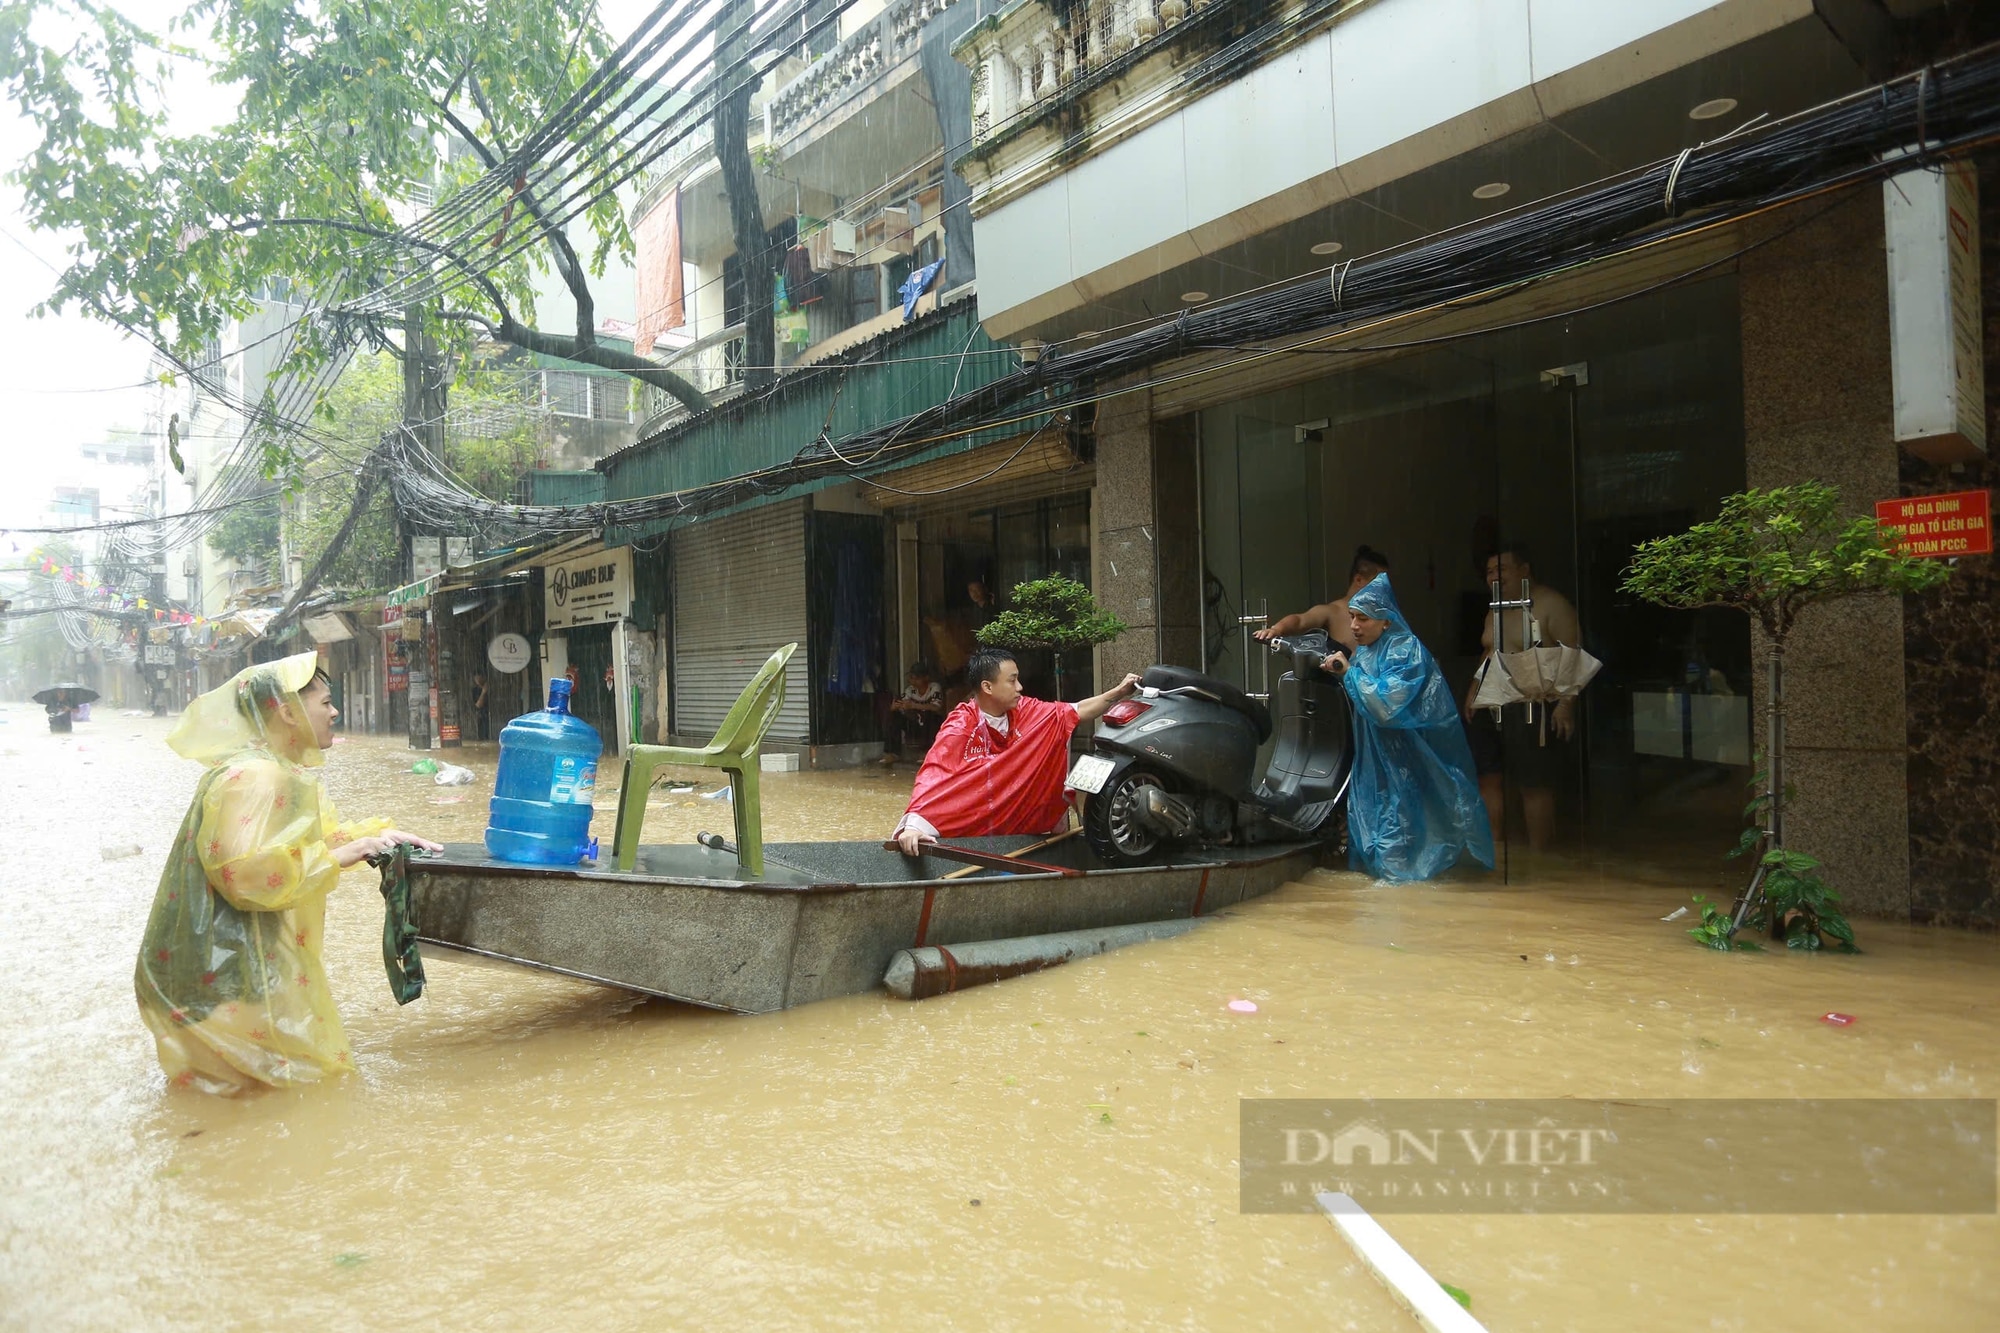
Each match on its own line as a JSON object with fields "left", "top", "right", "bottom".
{"left": 893, "top": 648, "right": 1141, "bottom": 854}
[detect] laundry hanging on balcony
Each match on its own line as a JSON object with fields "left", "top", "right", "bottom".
{"left": 900, "top": 257, "right": 945, "bottom": 321}
{"left": 784, "top": 245, "right": 823, "bottom": 306}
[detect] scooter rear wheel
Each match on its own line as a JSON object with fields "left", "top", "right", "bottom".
{"left": 1084, "top": 765, "right": 1168, "bottom": 865}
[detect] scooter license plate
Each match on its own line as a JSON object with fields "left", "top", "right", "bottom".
{"left": 1065, "top": 753, "right": 1116, "bottom": 794}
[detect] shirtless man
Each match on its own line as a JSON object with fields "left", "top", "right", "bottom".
{"left": 1462, "top": 544, "right": 1582, "bottom": 853}
{"left": 1253, "top": 545, "right": 1391, "bottom": 652}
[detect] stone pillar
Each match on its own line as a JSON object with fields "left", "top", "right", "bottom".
{"left": 1739, "top": 195, "right": 1908, "bottom": 917}
{"left": 1152, "top": 413, "right": 1203, "bottom": 669}
{"left": 1093, "top": 381, "right": 1160, "bottom": 686}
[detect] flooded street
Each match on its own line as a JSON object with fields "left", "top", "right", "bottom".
{"left": 3, "top": 705, "right": 1996, "bottom": 1331}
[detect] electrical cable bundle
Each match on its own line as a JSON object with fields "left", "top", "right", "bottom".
{"left": 374, "top": 42, "right": 2000, "bottom": 542}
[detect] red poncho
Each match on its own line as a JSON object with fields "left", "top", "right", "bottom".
{"left": 901, "top": 696, "right": 1079, "bottom": 838}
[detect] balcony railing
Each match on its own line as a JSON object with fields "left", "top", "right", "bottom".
{"left": 766, "top": 0, "right": 966, "bottom": 146}
{"left": 637, "top": 322, "right": 747, "bottom": 436}
{"left": 962, "top": 0, "right": 1217, "bottom": 146}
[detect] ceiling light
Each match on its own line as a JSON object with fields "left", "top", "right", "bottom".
{"left": 1180, "top": 290, "right": 1210, "bottom": 304}
{"left": 1310, "top": 241, "right": 1344, "bottom": 256}
{"left": 1472, "top": 182, "right": 1511, "bottom": 200}
{"left": 1689, "top": 97, "right": 1738, "bottom": 121}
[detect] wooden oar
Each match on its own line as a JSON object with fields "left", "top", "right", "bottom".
{"left": 939, "top": 826, "right": 1083, "bottom": 880}
{"left": 882, "top": 827, "right": 1084, "bottom": 879}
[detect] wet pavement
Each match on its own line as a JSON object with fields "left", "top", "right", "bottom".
{"left": 2, "top": 704, "right": 1996, "bottom": 1330}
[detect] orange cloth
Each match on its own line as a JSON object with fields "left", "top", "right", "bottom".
{"left": 903, "top": 697, "right": 1079, "bottom": 838}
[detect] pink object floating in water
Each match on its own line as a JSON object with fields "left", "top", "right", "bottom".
{"left": 1820, "top": 1012, "right": 1856, "bottom": 1027}
{"left": 1227, "top": 999, "right": 1259, "bottom": 1014}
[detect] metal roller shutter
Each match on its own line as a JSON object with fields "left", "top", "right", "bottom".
{"left": 672, "top": 500, "right": 811, "bottom": 742}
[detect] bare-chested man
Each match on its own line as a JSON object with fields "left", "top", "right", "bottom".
{"left": 1462, "top": 543, "right": 1582, "bottom": 853}
{"left": 1253, "top": 545, "right": 1391, "bottom": 652}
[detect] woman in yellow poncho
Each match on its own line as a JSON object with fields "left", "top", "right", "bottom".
{"left": 135, "top": 652, "right": 440, "bottom": 1095}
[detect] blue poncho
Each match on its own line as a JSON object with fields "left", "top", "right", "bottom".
{"left": 1340, "top": 574, "right": 1495, "bottom": 882}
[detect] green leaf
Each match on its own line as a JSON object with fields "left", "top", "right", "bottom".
{"left": 1440, "top": 1283, "right": 1472, "bottom": 1311}
{"left": 977, "top": 576, "right": 1127, "bottom": 652}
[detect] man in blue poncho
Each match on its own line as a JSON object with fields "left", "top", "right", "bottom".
{"left": 1322, "top": 573, "right": 1495, "bottom": 882}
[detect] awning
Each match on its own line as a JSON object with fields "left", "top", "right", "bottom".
{"left": 208, "top": 607, "right": 279, "bottom": 639}
{"left": 302, "top": 612, "right": 355, "bottom": 644}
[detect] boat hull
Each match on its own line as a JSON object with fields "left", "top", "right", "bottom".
{"left": 405, "top": 837, "right": 1324, "bottom": 1013}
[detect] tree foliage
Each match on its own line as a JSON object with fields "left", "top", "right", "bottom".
{"left": 207, "top": 351, "right": 541, "bottom": 591}
{"left": 0, "top": 0, "right": 705, "bottom": 482}
{"left": 1620, "top": 483, "right": 1952, "bottom": 645}
{"left": 977, "top": 576, "right": 1127, "bottom": 653}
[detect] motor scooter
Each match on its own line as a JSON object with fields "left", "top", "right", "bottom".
{"left": 1066, "top": 633, "right": 1352, "bottom": 864}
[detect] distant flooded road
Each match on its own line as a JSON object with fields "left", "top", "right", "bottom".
{"left": 2, "top": 704, "right": 1995, "bottom": 1330}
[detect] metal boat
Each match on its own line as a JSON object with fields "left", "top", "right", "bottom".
{"left": 399, "top": 835, "right": 1324, "bottom": 1013}
{"left": 387, "top": 646, "right": 1326, "bottom": 1013}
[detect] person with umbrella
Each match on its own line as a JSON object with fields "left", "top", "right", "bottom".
{"left": 1321, "top": 574, "right": 1494, "bottom": 883}
{"left": 134, "top": 651, "right": 440, "bottom": 1095}
{"left": 33, "top": 682, "right": 97, "bottom": 733}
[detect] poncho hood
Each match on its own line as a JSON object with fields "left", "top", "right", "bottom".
{"left": 167, "top": 650, "right": 325, "bottom": 768}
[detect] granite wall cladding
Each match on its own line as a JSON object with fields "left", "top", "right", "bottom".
{"left": 1739, "top": 194, "right": 1911, "bottom": 917}
{"left": 1899, "top": 158, "right": 2000, "bottom": 928}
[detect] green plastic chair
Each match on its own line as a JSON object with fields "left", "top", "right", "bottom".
{"left": 612, "top": 643, "right": 796, "bottom": 876}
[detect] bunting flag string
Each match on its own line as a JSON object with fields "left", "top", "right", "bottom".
{"left": 23, "top": 546, "right": 210, "bottom": 629}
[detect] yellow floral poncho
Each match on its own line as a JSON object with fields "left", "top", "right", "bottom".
{"left": 135, "top": 652, "right": 386, "bottom": 1095}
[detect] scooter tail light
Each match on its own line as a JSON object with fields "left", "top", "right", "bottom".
{"left": 1103, "top": 700, "right": 1152, "bottom": 727}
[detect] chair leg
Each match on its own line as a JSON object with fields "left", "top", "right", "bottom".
{"left": 730, "top": 761, "right": 763, "bottom": 878}
{"left": 614, "top": 752, "right": 660, "bottom": 872}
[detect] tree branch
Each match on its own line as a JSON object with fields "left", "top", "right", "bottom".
{"left": 462, "top": 73, "right": 597, "bottom": 344}
{"left": 473, "top": 317, "right": 710, "bottom": 409}
{"left": 236, "top": 216, "right": 707, "bottom": 413}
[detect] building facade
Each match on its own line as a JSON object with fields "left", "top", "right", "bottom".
{"left": 942, "top": 0, "right": 1997, "bottom": 919}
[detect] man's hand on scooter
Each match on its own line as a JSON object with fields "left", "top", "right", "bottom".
{"left": 1113, "top": 672, "right": 1142, "bottom": 698}
{"left": 1321, "top": 650, "right": 1350, "bottom": 676}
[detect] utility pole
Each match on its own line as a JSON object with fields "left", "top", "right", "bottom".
{"left": 401, "top": 307, "right": 451, "bottom": 750}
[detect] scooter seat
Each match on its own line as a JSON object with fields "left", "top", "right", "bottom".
{"left": 1141, "top": 666, "right": 1272, "bottom": 743}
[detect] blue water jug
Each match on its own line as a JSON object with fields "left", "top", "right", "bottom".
{"left": 484, "top": 678, "right": 604, "bottom": 864}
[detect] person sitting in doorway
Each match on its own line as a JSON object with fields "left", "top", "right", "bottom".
{"left": 879, "top": 662, "right": 945, "bottom": 766}
{"left": 1323, "top": 574, "right": 1494, "bottom": 883}
{"left": 892, "top": 648, "right": 1140, "bottom": 855}
{"left": 1461, "top": 542, "right": 1583, "bottom": 854}
{"left": 1253, "top": 545, "right": 1392, "bottom": 651}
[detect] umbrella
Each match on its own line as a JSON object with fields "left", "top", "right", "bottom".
{"left": 33, "top": 683, "right": 99, "bottom": 708}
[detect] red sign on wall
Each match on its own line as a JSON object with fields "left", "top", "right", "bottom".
{"left": 1875, "top": 489, "right": 1992, "bottom": 558}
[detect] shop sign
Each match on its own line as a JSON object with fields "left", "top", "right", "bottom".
{"left": 544, "top": 547, "right": 633, "bottom": 630}
{"left": 487, "top": 632, "right": 534, "bottom": 674}
{"left": 142, "top": 644, "right": 175, "bottom": 666}
{"left": 386, "top": 639, "right": 410, "bottom": 693}
{"left": 1875, "top": 490, "right": 1992, "bottom": 558}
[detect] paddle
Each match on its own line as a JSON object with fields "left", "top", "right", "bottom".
{"left": 938, "top": 826, "right": 1083, "bottom": 880}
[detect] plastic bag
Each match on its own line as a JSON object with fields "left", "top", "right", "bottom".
{"left": 433, "top": 762, "right": 475, "bottom": 786}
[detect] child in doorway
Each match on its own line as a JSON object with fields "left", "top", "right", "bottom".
{"left": 880, "top": 663, "right": 945, "bottom": 765}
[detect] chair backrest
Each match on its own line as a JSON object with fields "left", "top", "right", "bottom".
{"left": 707, "top": 642, "right": 797, "bottom": 755}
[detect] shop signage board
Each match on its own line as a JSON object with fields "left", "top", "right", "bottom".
{"left": 142, "top": 644, "right": 175, "bottom": 666}
{"left": 487, "top": 632, "right": 534, "bottom": 674}
{"left": 1883, "top": 160, "right": 1986, "bottom": 461}
{"left": 1875, "top": 489, "right": 1992, "bottom": 558}
{"left": 544, "top": 547, "right": 633, "bottom": 630}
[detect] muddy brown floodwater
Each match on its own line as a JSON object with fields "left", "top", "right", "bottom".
{"left": 2, "top": 704, "right": 1996, "bottom": 1330}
